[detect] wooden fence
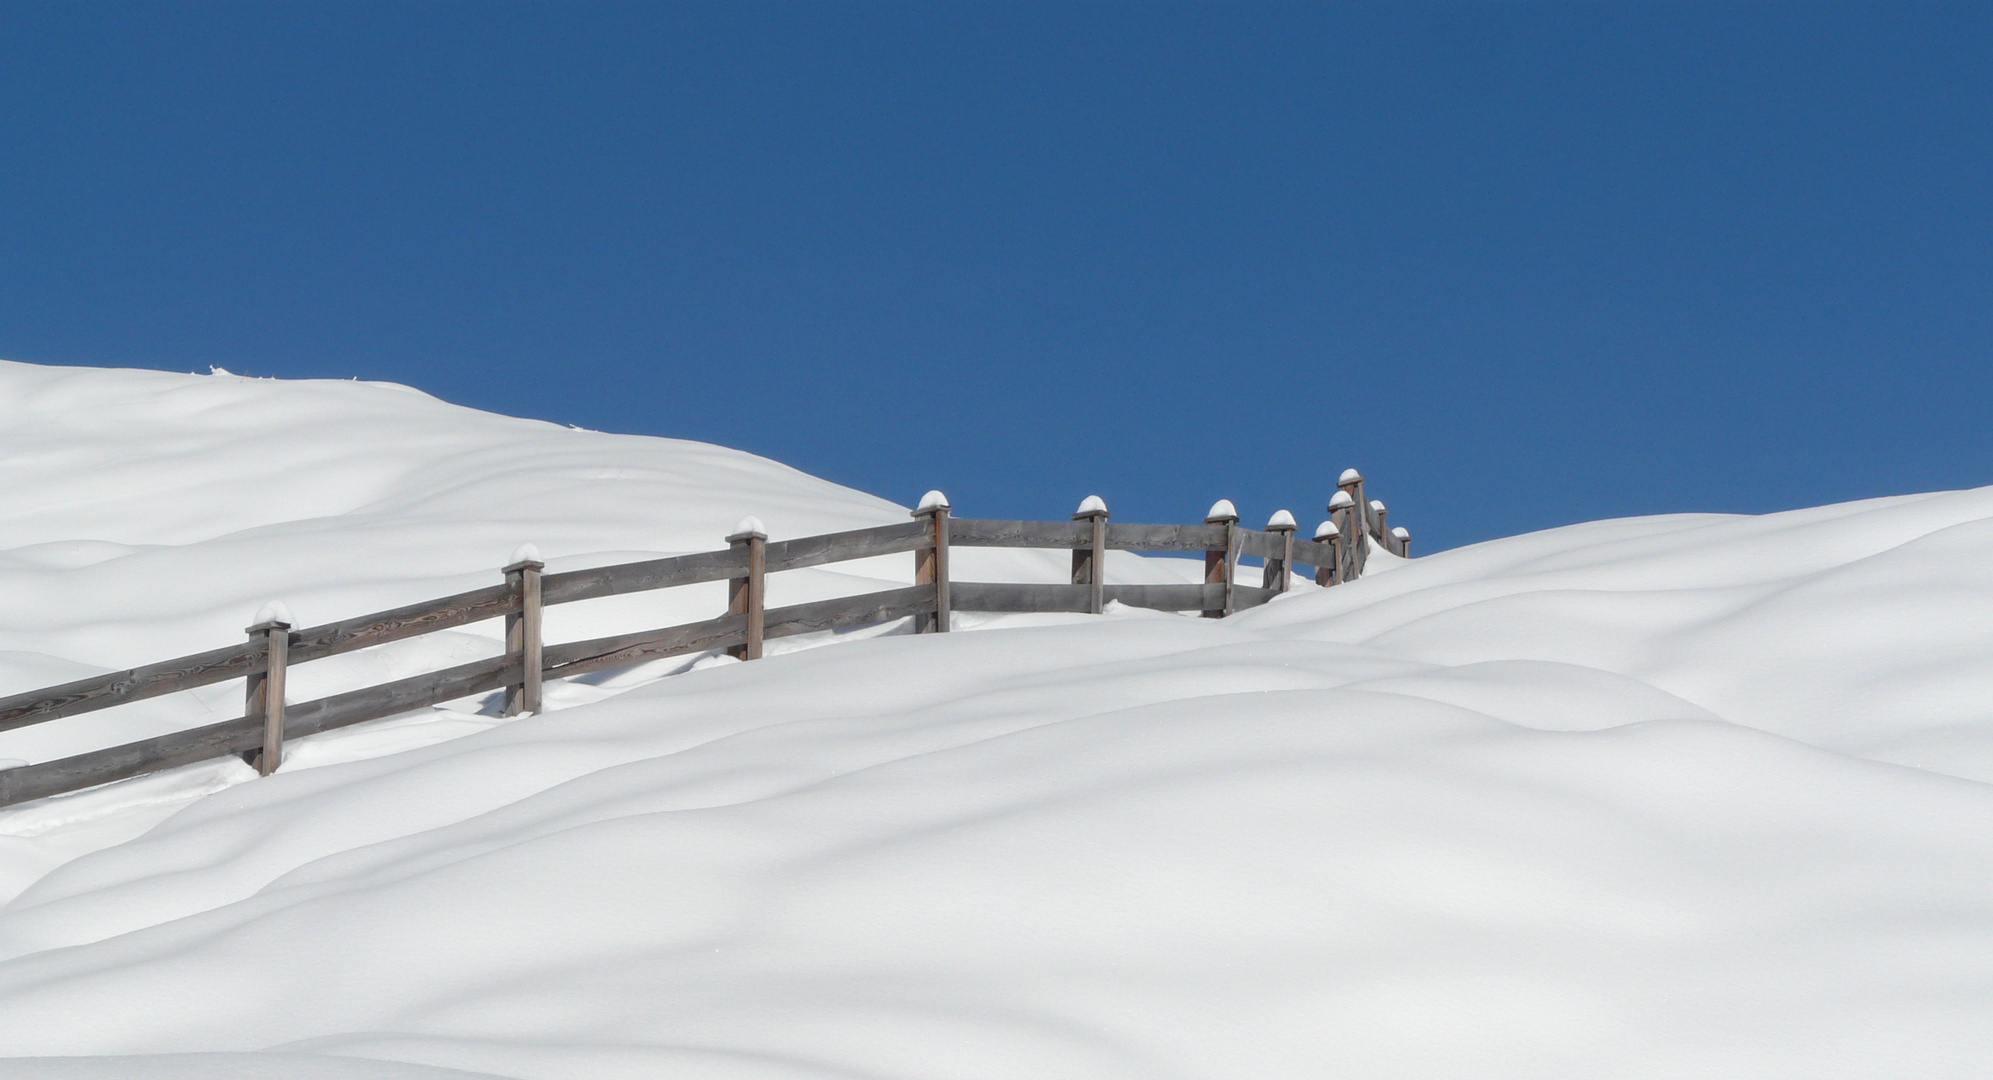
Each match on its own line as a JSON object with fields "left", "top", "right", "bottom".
{"left": 0, "top": 473, "right": 1409, "bottom": 809}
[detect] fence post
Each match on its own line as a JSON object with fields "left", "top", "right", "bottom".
{"left": 912, "top": 492, "right": 951, "bottom": 633}
{"left": 1371, "top": 500, "right": 1391, "bottom": 550}
{"left": 503, "top": 544, "right": 545, "bottom": 716}
{"left": 1072, "top": 495, "right": 1109, "bottom": 614}
{"left": 1338, "top": 469, "right": 1370, "bottom": 580}
{"left": 244, "top": 601, "right": 292, "bottom": 776}
{"left": 1330, "top": 489, "right": 1359, "bottom": 582}
{"left": 1393, "top": 526, "right": 1412, "bottom": 558}
{"left": 1313, "top": 521, "right": 1340, "bottom": 586}
{"left": 1264, "top": 509, "right": 1297, "bottom": 592}
{"left": 726, "top": 517, "right": 768, "bottom": 659}
{"left": 1204, "top": 499, "right": 1238, "bottom": 617}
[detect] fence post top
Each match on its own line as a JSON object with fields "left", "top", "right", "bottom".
{"left": 1392, "top": 526, "right": 1411, "bottom": 540}
{"left": 247, "top": 600, "right": 293, "bottom": 634}
{"left": 1328, "top": 490, "right": 1355, "bottom": 510}
{"left": 727, "top": 516, "right": 768, "bottom": 543}
{"left": 913, "top": 490, "right": 951, "bottom": 515}
{"left": 1205, "top": 499, "right": 1239, "bottom": 524}
{"left": 1370, "top": 500, "right": 1386, "bottom": 513}
{"left": 1072, "top": 494, "right": 1109, "bottom": 519}
{"left": 503, "top": 543, "right": 545, "bottom": 573}
{"left": 1338, "top": 467, "right": 1364, "bottom": 488}
{"left": 1314, "top": 520, "right": 1338, "bottom": 541}
{"left": 1266, "top": 509, "right": 1298, "bottom": 531}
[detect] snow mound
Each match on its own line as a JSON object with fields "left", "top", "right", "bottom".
{"left": 0, "top": 362, "right": 1990, "bottom": 1078}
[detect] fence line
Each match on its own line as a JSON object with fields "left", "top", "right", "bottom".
{"left": 0, "top": 476, "right": 1410, "bottom": 809}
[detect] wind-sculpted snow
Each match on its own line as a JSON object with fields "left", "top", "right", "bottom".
{"left": 0, "top": 361, "right": 1989, "bottom": 1078}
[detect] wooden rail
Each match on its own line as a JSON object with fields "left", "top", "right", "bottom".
{"left": 0, "top": 475, "right": 1410, "bottom": 809}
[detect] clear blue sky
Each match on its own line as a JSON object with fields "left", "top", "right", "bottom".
{"left": 3, "top": 3, "right": 1988, "bottom": 550}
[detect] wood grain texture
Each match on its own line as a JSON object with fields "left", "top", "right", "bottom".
{"left": 0, "top": 715, "right": 263, "bottom": 808}
{"left": 764, "top": 585, "right": 937, "bottom": 639}
{"left": 290, "top": 583, "right": 518, "bottom": 666}
{"left": 1103, "top": 522, "right": 1228, "bottom": 552}
{"left": 1231, "top": 585, "right": 1278, "bottom": 611}
{"left": 764, "top": 520, "right": 930, "bottom": 575}
{"left": 1233, "top": 529, "right": 1285, "bottom": 561}
{"left": 949, "top": 518, "right": 1091, "bottom": 549}
{"left": 543, "top": 613, "right": 748, "bottom": 681}
{"left": 541, "top": 548, "right": 747, "bottom": 607}
{"left": 952, "top": 582, "right": 1092, "bottom": 613}
{"left": 0, "top": 642, "right": 260, "bottom": 735}
{"left": 953, "top": 581, "right": 1223, "bottom": 613}
{"left": 1287, "top": 537, "right": 1335, "bottom": 572}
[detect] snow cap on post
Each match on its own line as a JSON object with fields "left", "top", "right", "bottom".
{"left": 1205, "top": 499, "right": 1239, "bottom": 524}
{"left": 252, "top": 600, "right": 293, "bottom": 629}
{"left": 728, "top": 515, "right": 767, "bottom": 541}
{"left": 1266, "top": 509, "right": 1297, "bottom": 531}
{"left": 1314, "top": 520, "right": 1338, "bottom": 541}
{"left": 1369, "top": 500, "right": 1386, "bottom": 513}
{"left": 1339, "top": 467, "right": 1363, "bottom": 486}
{"left": 1392, "top": 526, "right": 1410, "bottom": 540}
{"left": 508, "top": 543, "right": 542, "bottom": 568}
{"left": 915, "top": 489, "right": 950, "bottom": 513}
{"left": 1073, "top": 494, "right": 1109, "bottom": 518}
{"left": 1328, "top": 490, "right": 1356, "bottom": 510}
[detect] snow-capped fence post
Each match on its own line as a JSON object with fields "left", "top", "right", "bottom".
{"left": 912, "top": 492, "right": 951, "bottom": 633}
{"left": 1329, "top": 490, "right": 1359, "bottom": 583}
{"left": 1072, "top": 495, "right": 1109, "bottom": 615}
{"left": 727, "top": 518, "right": 768, "bottom": 659}
{"left": 244, "top": 603, "right": 292, "bottom": 776}
{"left": 1204, "top": 500, "right": 1239, "bottom": 617}
{"left": 1393, "top": 526, "right": 1411, "bottom": 558}
{"left": 1313, "top": 521, "right": 1339, "bottom": 586}
{"left": 1337, "top": 469, "right": 1370, "bottom": 580}
{"left": 1371, "top": 500, "right": 1390, "bottom": 548}
{"left": 1264, "top": 510, "right": 1297, "bottom": 592}
{"left": 503, "top": 546, "right": 545, "bottom": 715}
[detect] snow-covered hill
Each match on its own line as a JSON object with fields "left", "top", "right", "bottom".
{"left": 0, "top": 361, "right": 1989, "bottom": 1079}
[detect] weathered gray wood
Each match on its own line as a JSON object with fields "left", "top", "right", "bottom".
{"left": 1103, "top": 583, "right": 1223, "bottom": 611}
{"left": 951, "top": 581, "right": 1224, "bottom": 613}
{"left": 0, "top": 652, "right": 525, "bottom": 808}
{"left": 503, "top": 559, "right": 544, "bottom": 716}
{"left": 541, "top": 548, "right": 748, "bottom": 607}
{"left": 764, "top": 585, "right": 938, "bottom": 639}
{"left": 1231, "top": 585, "right": 1279, "bottom": 611}
{"left": 0, "top": 642, "right": 259, "bottom": 735}
{"left": 1204, "top": 506, "right": 1238, "bottom": 619}
{"left": 245, "top": 619, "right": 290, "bottom": 776}
{"left": 934, "top": 512, "right": 951, "bottom": 632}
{"left": 1103, "top": 522, "right": 1228, "bottom": 552}
{"left": 1284, "top": 536, "right": 1334, "bottom": 572}
{"left": 543, "top": 613, "right": 748, "bottom": 681}
{"left": 1263, "top": 523, "right": 1295, "bottom": 593}
{"left": 1234, "top": 529, "right": 1286, "bottom": 561}
{"left": 948, "top": 518, "right": 1091, "bottom": 549}
{"left": 290, "top": 583, "right": 519, "bottom": 666}
{"left": 1072, "top": 509, "right": 1108, "bottom": 615}
{"left": 764, "top": 520, "right": 930, "bottom": 575}
{"left": 727, "top": 526, "right": 767, "bottom": 661}
{"left": 279, "top": 653, "right": 521, "bottom": 740}
{"left": 952, "top": 582, "right": 1092, "bottom": 613}
{"left": 911, "top": 508, "right": 950, "bottom": 633}
{"left": 0, "top": 714, "right": 264, "bottom": 808}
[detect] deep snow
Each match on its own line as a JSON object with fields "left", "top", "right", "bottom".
{"left": 0, "top": 361, "right": 1988, "bottom": 1079}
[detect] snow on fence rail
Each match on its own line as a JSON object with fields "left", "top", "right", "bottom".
{"left": 0, "top": 472, "right": 1408, "bottom": 809}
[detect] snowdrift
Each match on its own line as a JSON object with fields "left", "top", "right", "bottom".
{"left": 0, "top": 361, "right": 1989, "bottom": 1079}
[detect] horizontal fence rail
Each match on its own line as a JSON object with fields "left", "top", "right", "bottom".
{"left": 0, "top": 473, "right": 1409, "bottom": 810}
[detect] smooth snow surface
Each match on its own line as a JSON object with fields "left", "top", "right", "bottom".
{"left": 1, "top": 361, "right": 1990, "bottom": 1079}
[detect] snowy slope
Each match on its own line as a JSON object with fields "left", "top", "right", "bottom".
{"left": 1, "top": 361, "right": 1990, "bottom": 1079}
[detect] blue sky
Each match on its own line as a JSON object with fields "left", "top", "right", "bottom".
{"left": 3, "top": 2, "right": 1988, "bottom": 550}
